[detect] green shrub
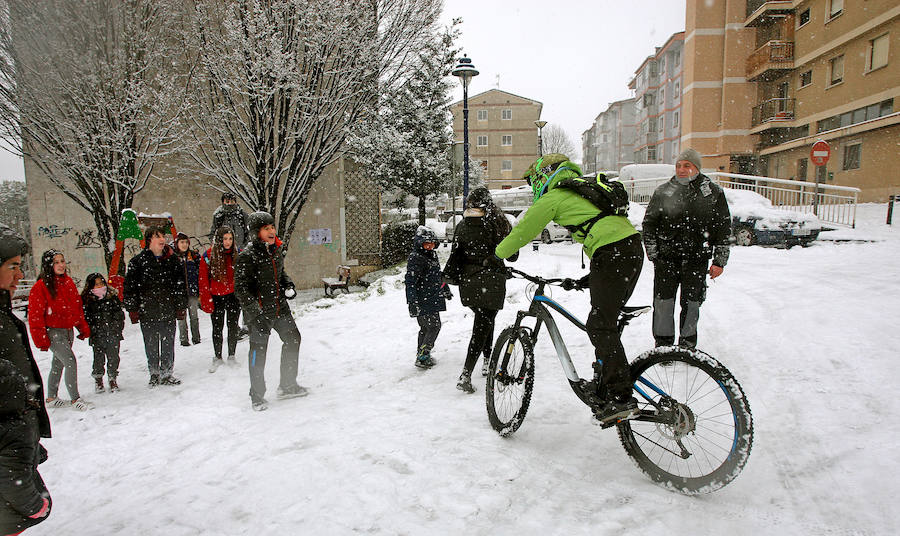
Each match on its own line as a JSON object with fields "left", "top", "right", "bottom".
{"left": 381, "top": 221, "right": 418, "bottom": 267}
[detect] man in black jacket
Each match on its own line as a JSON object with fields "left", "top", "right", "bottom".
{"left": 210, "top": 193, "right": 249, "bottom": 250}
{"left": 124, "top": 227, "right": 187, "bottom": 386}
{"left": 642, "top": 148, "right": 731, "bottom": 348}
{"left": 234, "top": 212, "right": 306, "bottom": 411}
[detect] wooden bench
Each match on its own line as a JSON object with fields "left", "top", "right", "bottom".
{"left": 322, "top": 265, "right": 352, "bottom": 297}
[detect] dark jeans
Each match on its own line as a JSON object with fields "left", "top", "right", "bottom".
{"left": 248, "top": 313, "right": 301, "bottom": 404}
{"left": 463, "top": 307, "right": 498, "bottom": 374}
{"left": 652, "top": 258, "right": 708, "bottom": 347}
{"left": 586, "top": 234, "right": 644, "bottom": 401}
{"left": 141, "top": 320, "right": 176, "bottom": 378}
{"left": 91, "top": 338, "right": 121, "bottom": 379}
{"left": 211, "top": 293, "right": 241, "bottom": 358}
{"left": 178, "top": 296, "right": 201, "bottom": 344}
{"left": 416, "top": 313, "right": 441, "bottom": 355}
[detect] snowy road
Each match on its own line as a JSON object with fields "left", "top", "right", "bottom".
{"left": 29, "top": 204, "right": 899, "bottom": 535}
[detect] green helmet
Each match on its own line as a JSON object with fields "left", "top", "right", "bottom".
{"left": 524, "top": 153, "right": 570, "bottom": 202}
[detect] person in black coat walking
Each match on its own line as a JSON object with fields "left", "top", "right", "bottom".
{"left": 642, "top": 148, "right": 731, "bottom": 348}
{"left": 234, "top": 212, "right": 306, "bottom": 412}
{"left": 81, "top": 273, "right": 125, "bottom": 393}
{"left": 173, "top": 233, "right": 201, "bottom": 346}
{"left": 405, "top": 226, "right": 452, "bottom": 369}
{"left": 0, "top": 360, "right": 51, "bottom": 536}
{"left": 449, "top": 188, "right": 516, "bottom": 393}
{"left": 124, "top": 226, "right": 188, "bottom": 387}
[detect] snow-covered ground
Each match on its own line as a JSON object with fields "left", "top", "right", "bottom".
{"left": 29, "top": 203, "right": 900, "bottom": 535}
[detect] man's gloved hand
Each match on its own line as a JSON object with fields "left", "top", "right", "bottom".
{"left": 175, "top": 309, "right": 186, "bottom": 321}
{"left": 284, "top": 286, "right": 296, "bottom": 299}
{"left": 708, "top": 264, "right": 724, "bottom": 279}
{"left": 129, "top": 311, "right": 140, "bottom": 324}
{"left": 408, "top": 304, "right": 418, "bottom": 318}
{"left": 561, "top": 275, "right": 589, "bottom": 291}
{"left": 482, "top": 255, "right": 504, "bottom": 269}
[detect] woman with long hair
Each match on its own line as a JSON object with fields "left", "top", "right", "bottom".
{"left": 199, "top": 226, "right": 241, "bottom": 372}
{"left": 27, "top": 250, "right": 91, "bottom": 410}
{"left": 451, "top": 187, "right": 516, "bottom": 393}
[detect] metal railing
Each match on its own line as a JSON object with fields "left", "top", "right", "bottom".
{"left": 752, "top": 98, "right": 795, "bottom": 127}
{"left": 620, "top": 172, "right": 859, "bottom": 228}
{"left": 746, "top": 40, "right": 794, "bottom": 78}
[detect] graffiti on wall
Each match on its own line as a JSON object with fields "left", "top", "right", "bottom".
{"left": 37, "top": 225, "right": 71, "bottom": 239}
{"left": 75, "top": 229, "right": 103, "bottom": 249}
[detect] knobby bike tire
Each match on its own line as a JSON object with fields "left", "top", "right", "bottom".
{"left": 617, "top": 347, "right": 753, "bottom": 494}
{"left": 485, "top": 327, "right": 535, "bottom": 437}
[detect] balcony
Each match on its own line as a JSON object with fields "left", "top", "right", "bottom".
{"left": 751, "top": 98, "right": 795, "bottom": 127}
{"left": 746, "top": 40, "right": 794, "bottom": 81}
{"left": 745, "top": 1, "right": 794, "bottom": 26}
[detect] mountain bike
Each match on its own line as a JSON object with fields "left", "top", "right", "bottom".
{"left": 486, "top": 268, "right": 753, "bottom": 494}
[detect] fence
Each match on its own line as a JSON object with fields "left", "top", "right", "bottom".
{"left": 620, "top": 172, "right": 859, "bottom": 228}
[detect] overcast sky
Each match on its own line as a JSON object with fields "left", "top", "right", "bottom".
{"left": 0, "top": 1, "right": 686, "bottom": 181}
{"left": 441, "top": 0, "right": 687, "bottom": 161}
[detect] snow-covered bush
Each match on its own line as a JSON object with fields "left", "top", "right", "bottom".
{"left": 381, "top": 221, "right": 418, "bottom": 267}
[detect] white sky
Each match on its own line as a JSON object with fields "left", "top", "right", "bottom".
{"left": 0, "top": 1, "right": 687, "bottom": 181}
{"left": 441, "top": 0, "right": 687, "bottom": 161}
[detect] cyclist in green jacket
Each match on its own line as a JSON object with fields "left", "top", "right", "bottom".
{"left": 494, "top": 153, "right": 644, "bottom": 424}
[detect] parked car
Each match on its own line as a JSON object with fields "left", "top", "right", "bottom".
{"left": 725, "top": 189, "right": 821, "bottom": 247}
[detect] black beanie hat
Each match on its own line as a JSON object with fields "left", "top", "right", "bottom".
{"left": 0, "top": 223, "right": 29, "bottom": 265}
{"left": 248, "top": 211, "right": 275, "bottom": 236}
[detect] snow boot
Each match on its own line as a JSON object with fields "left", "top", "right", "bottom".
{"left": 209, "top": 358, "right": 224, "bottom": 373}
{"left": 148, "top": 374, "right": 160, "bottom": 388}
{"left": 180, "top": 340, "right": 191, "bottom": 347}
{"left": 108, "top": 378, "right": 119, "bottom": 392}
{"left": 592, "top": 397, "right": 639, "bottom": 427}
{"left": 456, "top": 371, "right": 475, "bottom": 394}
{"left": 276, "top": 385, "right": 309, "bottom": 400}
{"left": 94, "top": 377, "right": 105, "bottom": 394}
{"left": 252, "top": 399, "right": 269, "bottom": 412}
{"left": 159, "top": 375, "right": 182, "bottom": 386}
{"left": 238, "top": 327, "right": 250, "bottom": 341}
{"left": 481, "top": 359, "right": 491, "bottom": 377}
{"left": 414, "top": 350, "right": 436, "bottom": 369}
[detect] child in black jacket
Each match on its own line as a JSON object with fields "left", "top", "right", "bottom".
{"left": 81, "top": 273, "right": 125, "bottom": 393}
{"left": 405, "top": 226, "right": 452, "bottom": 369}
{"left": 0, "top": 359, "right": 50, "bottom": 536}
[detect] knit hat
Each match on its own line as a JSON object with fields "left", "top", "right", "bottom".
{"left": 676, "top": 148, "right": 702, "bottom": 171}
{"left": 0, "top": 223, "right": 29, "bottom": 265}
{"left": 248, "top": 211, "right": 275, "bottom": 236}
{"left": 466, "top": 187, "right": 493, "bottom": 208}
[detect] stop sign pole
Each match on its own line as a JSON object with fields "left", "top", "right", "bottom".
{"left": 810, "top": 140, "right": 830, "bottom": 216}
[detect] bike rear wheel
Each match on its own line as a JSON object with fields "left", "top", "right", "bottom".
{"left": 485, "top": 327, "right": 535, "bottom": 436}
{"left": 617, "top": 348, "right": 753, "bottom": 494}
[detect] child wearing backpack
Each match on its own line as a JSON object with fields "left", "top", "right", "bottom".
{"left": 405, "top": 226, "right": 452, "bottom": 369}
{"left": 81, "top": 273, "right": 125, "bottom": 393}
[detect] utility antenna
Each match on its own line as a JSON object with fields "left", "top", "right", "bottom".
{"left": 495, "top": 74, "right": 500, "bottom": 89}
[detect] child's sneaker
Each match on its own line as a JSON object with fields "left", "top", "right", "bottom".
{"left": 148, "top": 374, "right": 160, "bottom": 388}
{"left": 159, "top": 375, "right": 182, "bottom": 386}
{"left": 276, "top": 385, "right": 309, "bottom": 400}
{"left": 94, "top": 377, "right": 105, "bottom": 393}
{"left": 45, "top": 396, "right": 68, "bottom": 408}
{"left": 456, "top": 371, "right": 475, "bottom": 393}
{"left": 251, "top": 399, "right": 269, "bottom": 411}
{"left": 71, "top": 398, "right": 92, "bottom": 411}
{"left": 414, "top": 353, "right": 436, "bottom": 369}
{"left": 108, "top": 378, "right": 120, "bottom": 392}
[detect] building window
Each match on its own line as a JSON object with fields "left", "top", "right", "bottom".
{"left": 869, "top": 34, "right": 889, "bottom": 71}
{"left": 673, "top": 111, "right": 680, "bottom": 127}
{"left": 816, "top": 98, "right": 893, "bottom": 132}
{"left": 647, "top": 145, "right": 657, "bottom": 161}
{"left": 674, "top": 81, "right": 681, "bottom": 97}
{"left": 602, "top": 134, "right": 608, "bottom": 142}
{"left": 828, "top": 0, "right": 843, "bottom": 20}
{"left": 671, "top": 140, "right": 679, "bottom": 157}
{"left": 674, "top": 50, "right": 680, "bottom": 66}
{"left": 477, "top": 110, "right": 488, "bottom": 121}
{"left": 829, "top": 55, "right": 843, "bottom": 86}
{"left": 501, "top": 160, "right": 512, "bottom": 171}
{"left": 648, "top": 117, "right": 657, "bottom": 132}
{"left": 799, "top": 70, "right": 813, "bottom": 87}
{"left": 797, "top": 158, "right": 808, "bottom": 181}
{"left": 501, "top": 109, "right": 512, "bottom": 120}
{"left": 798, "top": 8, "right": 810, "bottom": 27}
{"left": 501, "top": 135, "right": 512, "bottom": 146}
{"left": 477, "top": 135, "right": 488, "bottom": 146}
{"left": 842, "top": 143, "right": 861, "bottom": 170}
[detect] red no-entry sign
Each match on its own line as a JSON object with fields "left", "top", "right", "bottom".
{"left": 810, "top": 140, "right": 831, "bottom": 166}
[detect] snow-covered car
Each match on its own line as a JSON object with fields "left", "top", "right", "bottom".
{"left": 725, "top": 189, "right": 821, "bottom": 247}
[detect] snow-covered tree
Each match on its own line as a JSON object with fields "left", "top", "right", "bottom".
{"left": 0, "top": 0, "right": 191, "bottom": 270}
{"left": 542, "top": 123, "right": 578, "bottom": 158}
{"left": 349, "top": 23, "right": 458, "bottom": 226}
{"left": 185, "top": 0, "right": 443, "bottom": 246}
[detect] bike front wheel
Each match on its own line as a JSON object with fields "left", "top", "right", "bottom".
{"left": 485, "top": 327, "right": 535, "bottom": 437}
{"left": 617, "top": 348, "right": 753, "bottom": 494}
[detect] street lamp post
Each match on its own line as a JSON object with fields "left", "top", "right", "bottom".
{"left": 534, "top": 120, "right": 547, "bottom": 157}
{"left": 452, "top": 56, "right": 479, "bottom": 208}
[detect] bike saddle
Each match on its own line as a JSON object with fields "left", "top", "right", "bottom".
{"left": 620, "top": 306, "right": 651, "bottom": 319}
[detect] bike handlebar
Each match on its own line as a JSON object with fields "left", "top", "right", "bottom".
{"left": 508, "top": 267, "right": 566, "bottom": 286}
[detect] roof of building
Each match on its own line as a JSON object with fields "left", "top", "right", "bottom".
{"left": 450, "top": 88, "right": 543, "bottom": 109}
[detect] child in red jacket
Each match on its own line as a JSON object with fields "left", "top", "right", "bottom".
{"left": 199, "top": 226, "right": 240, "bottom": 372}
{"left": 27, "top": 250, "right": 91, "bottom": 411}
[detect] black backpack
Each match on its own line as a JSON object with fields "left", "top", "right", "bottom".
{"left": 554, "top": 174, "right": 629, "bottom": 236}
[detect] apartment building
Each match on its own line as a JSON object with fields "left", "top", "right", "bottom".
{"left": 450, "top": 89, "right": 543, "bottom": 189}
{"left": 745, "top": 0, "right": 899, "bottom": 201}
{"left": 581, "top": 98, "right": 638, "bottom": 174}
{"left": 683, "top": 0, "right": 899, "bottom": 200}
{"left": 629, "top": 32, "right": 686, "bottom": 166}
